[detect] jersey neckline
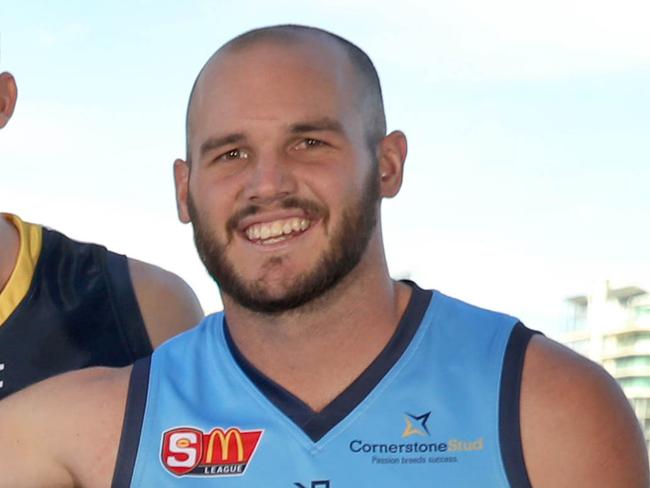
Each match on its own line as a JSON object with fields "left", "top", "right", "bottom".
{"left": 223, "top": 281, "right": 433, "bottom": 442}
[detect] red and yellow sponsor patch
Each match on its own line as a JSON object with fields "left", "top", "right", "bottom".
{"left": 161, "top": 426, "right": 263, "bottom": 477}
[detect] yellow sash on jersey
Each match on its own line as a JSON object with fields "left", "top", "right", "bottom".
{"left": 0, "top": 214, "right": 43, "bottom": 326}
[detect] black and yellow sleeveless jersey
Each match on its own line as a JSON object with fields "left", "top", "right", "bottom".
{"left": 0, "top": 214, "right": 152, "bottom": 399}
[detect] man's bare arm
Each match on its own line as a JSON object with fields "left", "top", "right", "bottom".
{"left": 521, "top": 335, "right": 649, "bottom": 488}
{"left": 128, "top": 258, "right": 204, "bottom": 348}
{"left": 0, "top": 367, "right": 131, "bottom": 488}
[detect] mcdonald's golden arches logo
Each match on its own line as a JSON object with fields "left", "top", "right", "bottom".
{"left": 161, "top": 426, "right": 264, "bottom": 477}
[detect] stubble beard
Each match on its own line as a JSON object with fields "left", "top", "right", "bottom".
{"left": 188, "top": 165, "right": 380, "bottom": 315}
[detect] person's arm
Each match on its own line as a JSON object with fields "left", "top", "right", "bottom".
{"left": 0, "top": 367, "right": 130, "bottom": 488}
{"left": 128, "top": 258, "right": 204, "bottom": 348}
{"left": 0, "top": 215, "right": 19, "bottom": 292}
{"left": 521, "top": 335, "right": 649, "bottom": 487}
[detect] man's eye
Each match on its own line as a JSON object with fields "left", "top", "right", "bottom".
{"left": 297, "top": 138, "right": 324, "bottom": 149}
{"left": 218, "top": 148, "right": 248, "bottom": 161}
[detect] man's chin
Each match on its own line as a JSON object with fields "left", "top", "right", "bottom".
{"left": 219, "top": 272, "right": 334, "bottom": 314}
{"left": 224, "top": 290, "right": 312, "bottom": 315}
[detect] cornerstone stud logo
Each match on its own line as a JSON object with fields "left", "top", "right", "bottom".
{"left": 402, "top": 412, "right": 431, "bottom": 438}
{"left": 161, "top": 427, "right": 263, "bottom": 477}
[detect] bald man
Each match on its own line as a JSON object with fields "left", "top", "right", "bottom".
{"left": 0, "top": 26, "right": 647, "bottom": 487}
{"left": 0, "top": 71, "right": 203, "bottom": 400}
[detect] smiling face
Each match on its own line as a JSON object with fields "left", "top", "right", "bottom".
{"left": 175, "top": 34, "right": 395, "bottom": 313}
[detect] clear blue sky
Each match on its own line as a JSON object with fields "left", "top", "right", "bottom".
{"left": 2, "top": 0, "right": 649, "bottom": 335}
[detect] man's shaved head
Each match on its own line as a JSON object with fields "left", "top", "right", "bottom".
{"left": 184, "top": 24, "right": 386, "bottom": 162}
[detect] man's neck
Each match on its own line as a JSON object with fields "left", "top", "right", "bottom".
{"left": 0, "top": 215, "right": 20, "bottom": 293}
{"left": 223, "top": 255, "right": 412, "bottom": 412}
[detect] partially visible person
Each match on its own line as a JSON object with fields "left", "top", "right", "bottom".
{"left": 0, "top": 71, "right": 17, "bottom": 129}
{"left": 0, "top": 71, "right": 204, "bottom": 399}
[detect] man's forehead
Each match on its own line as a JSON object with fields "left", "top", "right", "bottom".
{"left": 188, "top": 36, "right": 359, "bottom": 132}
{"left": 201, "top": 35, "right": 351, "bottom": 91}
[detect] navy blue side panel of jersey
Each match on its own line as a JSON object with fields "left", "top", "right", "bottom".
{"left": 104, "top": 251, "right": 151, "bottom": 360}
{"left": 225, "top": 283, "right": 433, "bottom": 441}
{"left": 499, "top": 322, "right": 540, "bottom": 488}
{"left": 112, "top": 357, "right": 151, "bottom": 488}
{"left": 0, "top": 228, "right": 152, "bottom": 399}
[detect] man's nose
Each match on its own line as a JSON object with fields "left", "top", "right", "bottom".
{"left": 242, "top": 151, "right": 298, "bottom": 204}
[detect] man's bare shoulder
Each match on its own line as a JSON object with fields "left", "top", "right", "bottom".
{"left": 0, "top": 366, "right": 132, "bottom": 488}
{"left": 127, "top": 257, "right": 204, "bottom": 347}
{"left": 521, "top": 335, "right": 649, "bottom": 488}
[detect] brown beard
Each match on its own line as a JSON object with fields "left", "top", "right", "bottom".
{"left": 188, "top": 163, "right": 380, "bottom": 314}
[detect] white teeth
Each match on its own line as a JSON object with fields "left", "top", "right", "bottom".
{"left": 245, "top": 217, "right": 312, "bottom": 242}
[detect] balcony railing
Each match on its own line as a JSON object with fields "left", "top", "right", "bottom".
{"left": 612, "top": 366, "right": 650, "bottom": 379}
{"left": 602, "top": 344, "right": 650, "bottom": 359}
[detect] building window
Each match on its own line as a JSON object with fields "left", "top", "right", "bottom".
{"left": 619, "top": 377, "right": 650, "bottom": 389}
{"left": 615, "top": 332, "right": 650, "bottom": 349}
{"left": 616, "top": 356, "right": 650, "bottom": 370}
{"left": 634, "top": 306, "right": 650, "bottom": 327}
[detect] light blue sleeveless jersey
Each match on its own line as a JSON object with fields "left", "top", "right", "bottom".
{"left": 113, "top": 284, "right": 536, "bottom": 487}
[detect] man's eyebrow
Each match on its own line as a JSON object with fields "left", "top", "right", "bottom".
{"left": 199, "top": 133, "right": 246, "bottom": 158}
{"left": 289, "top": 118, "right": 344, "bottom": 134}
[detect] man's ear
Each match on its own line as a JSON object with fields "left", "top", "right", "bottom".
{"left": 0, "top": 72, "right": 18, "bottom": 129}
{"left": 173, "top": 158, "right": 191, "bottom": 223}
{"left": 377, "top": 130, "right": 408, "bottom": 198}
